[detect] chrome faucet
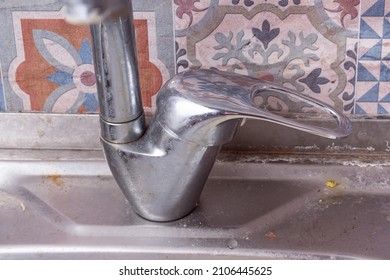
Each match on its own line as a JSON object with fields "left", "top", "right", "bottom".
{"left": 65, "top": 0, "right": 352, "bottom": 221}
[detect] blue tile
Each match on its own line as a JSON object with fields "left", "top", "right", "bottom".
{"left": 357, "top": 63, "right": 378, "bottom": 81}
{"left": 363, "top": 0, "right": 385, "bottom": 17}
{"left": 82, "top": 93, "right": 99, "bottom": 112}
{"left": 78, "top": 38, "right": 93, "bottom": 64}
{"left": 360, "top": 40, "right": 382, "bottom": 60}
{"left": 47, "top": 71, "right": 73, "bottom": 86}
{"left": 384, "top": 18, "right": 390, "bottom": 38}
{"left": 378, "top": 104, "right": 388, "bottom": 114}
{"left": 357, "top": 0, "right": 390, "bottom": 115}
{"left": 380, "top": 91, "right": 390, "bottom": 102}
{"left": 357, "top": 83, "right": 379, "bottom": 102}
{"left": 360, "top": 19, "right": 381, "bottom": 39}
{"left": 355, "top": 104, "right": 367, "bottom": 114}
{"left": 383, "top": 52, "right": 390, "bottom": 60}
{"left": 380, "top": 62, "right": 390, "bottom": 81}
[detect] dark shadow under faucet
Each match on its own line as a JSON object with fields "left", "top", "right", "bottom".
{"left": 65, "top": 0, "right": 352, "bottom": 221}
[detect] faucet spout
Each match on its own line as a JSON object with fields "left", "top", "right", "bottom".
{"left": 77, "top": 0, "right": 146, "bottom": 143}
{"left": 65, "top": 0, "right": 352, "bottom": 222}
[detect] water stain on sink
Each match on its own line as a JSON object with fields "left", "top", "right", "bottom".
{"left": 47, "top": 174, "right": 64, "bottom": 190}
{"left": 227, "top": 239, "right": 238, "bottom": 249}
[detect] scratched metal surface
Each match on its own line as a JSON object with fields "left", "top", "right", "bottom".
{"left": 0, "top": 113, "right": 390, "bottom": 259}
{"left": 1, "top": 149, "right": 390, "bottom": 259}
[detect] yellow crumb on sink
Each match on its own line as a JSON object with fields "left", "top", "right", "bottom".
{"left": 326, "top": 180, "right": 338, "bottom": 189}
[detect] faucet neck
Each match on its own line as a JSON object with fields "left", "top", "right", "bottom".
{"left": 90, "top": 0, "right": 146, "bottom": 143}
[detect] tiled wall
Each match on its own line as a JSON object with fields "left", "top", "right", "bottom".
{"left": 0, "top": 0, "right": 388, "bottom": 116}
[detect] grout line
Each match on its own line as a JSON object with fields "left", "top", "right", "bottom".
{"left": 353, "top": 0, "right": 363, "bottom": 115}
{"left": 172, "top": 0, "right": 178, "bottom": 75}
{"left": 0, "top": 62, "right": 7, "bottom": 111}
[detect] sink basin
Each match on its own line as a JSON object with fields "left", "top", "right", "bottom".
{"left": 1, "top": 149, "right": 389, "bottom": 259}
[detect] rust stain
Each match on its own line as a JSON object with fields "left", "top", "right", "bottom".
{"left": 47, "top": 174, "right": 64, "bottom": 189}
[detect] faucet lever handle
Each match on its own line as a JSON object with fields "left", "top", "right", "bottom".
{"left": 159, "top": 69, "right": 352, "bottom": 146}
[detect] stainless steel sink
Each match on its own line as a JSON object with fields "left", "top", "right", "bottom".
{"left": 1, "top": 148, "right": 389, "bottom": 259}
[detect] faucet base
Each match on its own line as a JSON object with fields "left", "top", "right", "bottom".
{"left": 102, "top": 139, "right": 221, "bottom": 222}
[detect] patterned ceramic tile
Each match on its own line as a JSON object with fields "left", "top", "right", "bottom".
{"left": 356, "top": 0, "right": 390, "bottom": 114}
{"left": 224, "top": 0, "right": 315, "bottom": 8}
{"left": 342, "top": 39, "right": 359, "bottom": 113}
{"left": 3, "top": 0, "right": 389, "bottom": 116}
{"left": 1, "top": 0, "right": 174, "bottom": 113}
{"left": 322, "top": 0, "right": 360, "bottom": 30}
{"left": 9, "top": 9, "right": 95, "bottom": 113}
{"left": 174, "top": 0, "right": 212, "bottom": 31}
{"left": 175, "top": 0, "right": 359, "bottom": 113}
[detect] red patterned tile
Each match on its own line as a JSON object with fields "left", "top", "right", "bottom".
{"left": 323, "top": 0, "right": 360, "bottom": 30}
{"left": 15, "top": 18, "right": 91, "bottom": 111}
{"left": 174, "top": 0, "right": 212, "bottom": 30}
{"left": 10, "top": 9, "right": 164, "bottom": 113}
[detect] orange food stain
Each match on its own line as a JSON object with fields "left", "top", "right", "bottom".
{"left": 265, "top": 232, "right": 277, "bottom": 239}
{"left": 47, "top": 174, "right": 64, "bottom": 189}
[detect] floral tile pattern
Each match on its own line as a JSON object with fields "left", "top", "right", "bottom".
{"left": 175, "top": 0, "right": 359, "bottom": 113}
{"left": 0, "top": 0, "right": 390, "bottom": 116}
{"left": 175, "top": 0, "right": 212, "bottom": 30}
{"left": 1, "top": 0, "right": 174, "bottom": 113}
{"left": 10, "top": 10, "right": 96, "bottom": 113}
{"left": 356, "top": 0, "right": 390, "bottom": 114}
{"left": 322, "top": 0, "right": 360, "bottom": 31}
